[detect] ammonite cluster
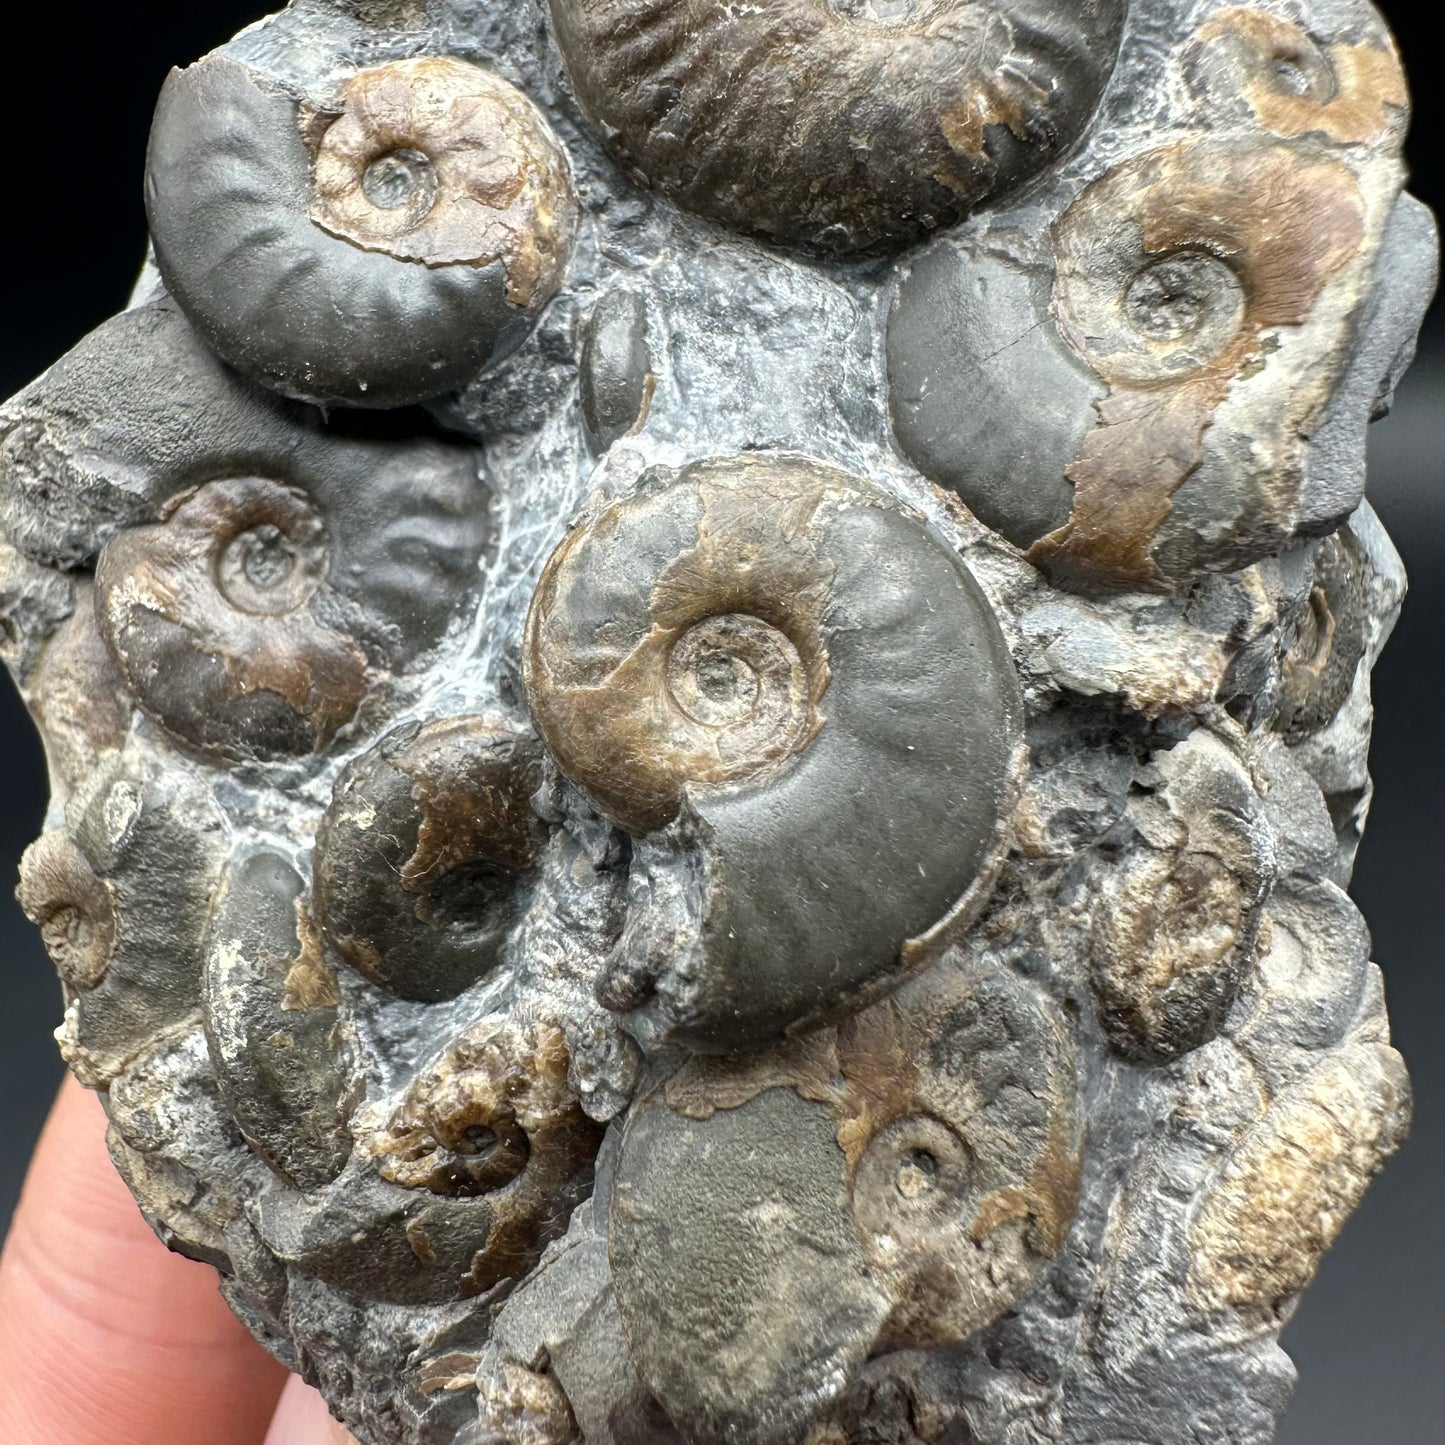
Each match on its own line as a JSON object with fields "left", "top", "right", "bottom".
{"left": 0, "top": 2, "right": 1433, "bottom": 1444}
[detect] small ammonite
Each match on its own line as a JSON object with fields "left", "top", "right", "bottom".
{"left": 1275, "top": 531, "right": 1370, "bottom": 740}
{"left": 18, "top": 832, "right": 118, "bottom": 995}
{"left": 523, "top": 453, "right": 1023, "bottom": 1050}
{"left": 29, "top": 752, "right": 229, "bottom": 1090}
{"left": 1188, "top": 6, "right": 1408, "bottom": 149}
{"left": 147, "top": 54, "right": 577, "bottom": 408}
{"left": 96, "top": 477, "right": 372, "bottom": 763}
{"left": 313, "top": 717, "right": 545, "bottom": 1001}
{"left": 1088, "top": 731, "right": 1275, "bottom": 1064}
{"left": 204, "top": 849, "right": 359, "bottom": 1192}
{"left": 63, "top": 311, "right": 493, "bottom": 764}
{"left": 549, "top": 0, "right": 1126, "bottom": 252}
{"left": 1, "top": 303, "right": 492, "bottom": 620}
{"left": 255, "top": 1013, "right": 604, "bottom": 1305}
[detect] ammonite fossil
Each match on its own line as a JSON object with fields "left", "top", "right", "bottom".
{"left": 0, "top": 1, "right": 1433, "bottom": 1443}
{"left": 550, "top": 0, "right": 1128, "bottom": 251}
{"left": 147, "top": 53, "right": 577, "bottom": 407}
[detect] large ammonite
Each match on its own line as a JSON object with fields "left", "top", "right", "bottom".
{"left": 888, "top": 135, "right": 1375, "bottom": 592}
{"left": 523, "top": 453, "right": 1023, "bottom": 1049}
{"left": 610, "top": 960, "right": 1081, "bottom": 1444}
{"left": 549, "top": 0, "right": 1127, "bottom": 251}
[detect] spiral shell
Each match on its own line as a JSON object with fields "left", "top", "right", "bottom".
{"left": 37, "top": 754, "right": 228, "bottom": 1089}
{"left": 96, "top": 477, "right": 371, "bottom": 763}
{"left": 1190, "top": 6, "right": 1408, "bottom": 148}
{"left": 1275, "top": 530, "right": 1369, "bottom": 740}
{"left": 147, "top": 54, "right": 576, "bottom": 408}
{"left": 1031, "top": 138, "right": 1367, "bottom": 592}
{"left": 257, "top": 1013, "right": 602, "bottom": 1304}
{"left": 523, "top": 453, "right": 1022, "bottom": 1049}
{"left": 611, "top": 962, "right": 1080, "bottom": 1444}
{"left": 313, "top": 718, "right": 545, "bottom": 1001}
{"left": 549, "top": 0, "right": 1126, "bottom": 251}
{"left": 362, "top": 1015, "right": 602, "bottom": 1201}
{"left": 0, "top": 304, "right": 300, "bottom": 570}
{"left": 45, "top": 312, "right": 493, "bottom": 764}
{"left": 1089, "top": 732, "right": 1275, "bottom": 1063}
{"left": 18, "top": 832, "right": 118, "bottom": 994}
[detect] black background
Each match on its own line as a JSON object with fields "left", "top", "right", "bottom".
{"left": 0, "top": 5, "right": 1438, "bottom": 1440}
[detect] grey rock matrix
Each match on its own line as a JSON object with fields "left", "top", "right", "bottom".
{"left": 0, "top": 1, "right": 1435, "bottom": 1442}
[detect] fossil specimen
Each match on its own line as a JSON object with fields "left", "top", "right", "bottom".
{"left": 0, "top": 1, "right": 1434, "bottom": 1443}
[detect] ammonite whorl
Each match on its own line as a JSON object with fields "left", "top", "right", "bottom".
{"left": 1275, "top": 530, "right": 1370, "bottom": 740}
{"left": 147, "top": 54, "right": 577, "bottom": 408}
{"left": 1188, "top": 5, "right": 1408, "bottom": 148}
{"left": 313, "top": 718, "right": 545, "bottom": 1001}
{"left": 550, "top": 0, "right": 1127, "bottom": 251}
{"left": 83, "top": 406, "right": 489, "bottom": 766}
{"left": 203, "top": 849, "right": 358, "bottom": 1191}
{"left": 95, "top": 476, "right": 371, "bottom": 763}
{"left": 256, "top": 1013, "right": 603, "bottom": 1305}
{"left": 610, "top": 962, "right": 1081, "bottom": 1444}
{"left": 890, "top": 136, "right": 1373, "bottom": 593}
{"left": 23, "top": 754, "right": 229, "bottom": 1090}
{"left": 1033, "top": 137, "right": 1366, "bottom": 591}
{"left": 523, "top": 453, "right": 1022, "bottom": 1049}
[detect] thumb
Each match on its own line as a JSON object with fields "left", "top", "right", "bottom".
{"left": 264, "top": 1375, "right": 361, "bottom": 1445}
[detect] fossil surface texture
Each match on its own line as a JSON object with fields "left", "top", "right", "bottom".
{"left": 0, "top": 1, "right": 1436, "bottom": 1442}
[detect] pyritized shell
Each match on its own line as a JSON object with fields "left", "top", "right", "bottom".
{"left": 18, "top": 832, "right": 118, "bottom": 994}
{"left": 1089, "top": 731, "right": 1275, "bottom": 1063}
{"left": 41, "top": 753, "right": 229, "bottom": 1090}
{"left": 1187, "top": 6, "right": 1408, "bottom": 148}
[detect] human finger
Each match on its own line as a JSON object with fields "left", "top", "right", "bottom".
{"left": 0, "top": 1075, "right": 288, "bottom": 1445}
{"left": 263, "top": 1374, "right": 360, "bottom": 1445}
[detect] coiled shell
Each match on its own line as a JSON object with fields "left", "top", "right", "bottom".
{"left": 41, "top": 307, "right": 494, "bottom": 763}
{"left": 313, "top": 717, "right": 545, "bottom": 1001}
{"left": 257, "top": 1013, "right": 602, "bottom": 1304}
{"left": 886, "top": 120, "right": 1417, "bottom": 594}
{"left": 1088, "top": 731, "right": 1275, "bottom": 1063}
{"left": 523, "top": 454, "right": 1022, "bottom": 1050}
{"left": 550, "top": 0, "right": 1126, "bottom": 251}
{"left": 147, "top": 54, "right": 576, "bottom": 408}
{"left": 611, "top": 961, "right": 1081, "bottom": 1444}
{"left": 96, "top": 477, "right": 371, "bottom": 763}
{"left": 1275, "top": 530, "right": 1369, "bottom": 740}
{"left": 1188, "top": 6, "right": 1408, "bottom": 149}
{"left": 1032, "top": 138, "right": 1367, "bottom": 591}
{"left": 28, "top": 754, "right": 229, "bottom": 1089}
